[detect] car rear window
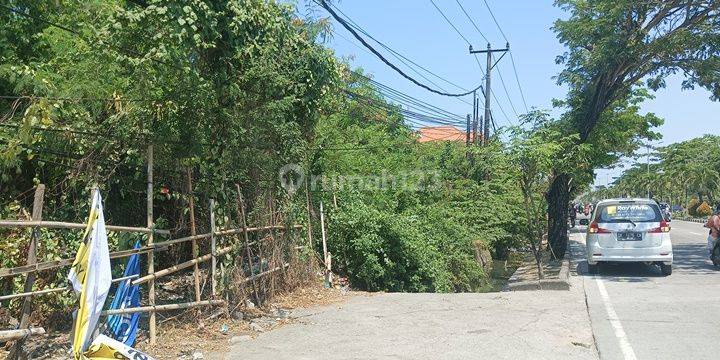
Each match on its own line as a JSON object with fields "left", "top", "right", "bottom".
{"left": 595, "top": 203, "right": 662, "bottom": 223}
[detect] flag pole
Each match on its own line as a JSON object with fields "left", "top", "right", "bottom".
{"left": 147, "top": 144, "right": 156, "bottom": 345}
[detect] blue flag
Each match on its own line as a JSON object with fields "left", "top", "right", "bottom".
{"left": 105, "top": 240, "right": 141, "bottom": 346}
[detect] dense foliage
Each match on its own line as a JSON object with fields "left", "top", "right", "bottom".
{"left": 0, "top": 1, "right": 537, "bottom": 300}
{"left": 587, "top": 135, "right": 720, "bottom": 211}
{"left": 310, "top": 72, "right": 525, "bottom": 292}
{"left": 546, "top": 0, "right": 720, "bottom": 257}
{"left": 0, "top": 0, "right": 339, "bottom": 310}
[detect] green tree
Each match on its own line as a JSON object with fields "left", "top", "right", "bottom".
{"left": 548, "top": 1, "right": 720, "bottom": 256}
{"left": 506, "top": 111, "right": 572, "bottom": 277}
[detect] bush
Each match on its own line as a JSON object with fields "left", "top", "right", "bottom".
{"left": 688, "top": 198, "right": 701, "bottom": 217}
{"left": 696, "top": 202, "right": 713, "bottom": 217}
{"left": 326, "top": 195, "right": 487, "bottom": 293}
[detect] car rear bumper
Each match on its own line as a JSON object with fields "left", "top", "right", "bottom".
{"left": 587, "top": 248, "right": 673, "bottom": 265}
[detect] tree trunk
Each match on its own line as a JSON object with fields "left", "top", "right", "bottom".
{"left": 547, "top": 172, "right": 570, "bottom": 259}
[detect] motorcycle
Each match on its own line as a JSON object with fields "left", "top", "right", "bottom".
{"left": 712, "top": 238, "right": 720, "bottom": 268}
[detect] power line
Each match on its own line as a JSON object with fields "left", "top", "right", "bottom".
{"left": 352, "top": 72, "right": 466, "bottom": 120}
{"left": 333, "top": 29, "right": 473, "bottom": 107}
{"left": 429, "top": 0, "right": 471, "bottom": 46}
{"left": 329, "top": 6, "right": 469, "bottom": 94}
{"left": 479, "top": 1, "right": 530, "bottom": 113}
{"left": 482, "top": 0, "right": 509, "bottom": 43}
{"left": 490, "top": 89, "right": 513, "bottom": 126}
{"left": 494, "top": 60, "right": 520, "bottom": 119}
{"left": 509, "top": 51, "right": 530, "bottom": 113}
{"left": 343, "top": 90, "right": 464, "bottom": 128}
{"left": 454, "top": 0, "right": 490, "bottom": 44}
{"left": 318, "top": 0, "right": 482, "bottom": 97}
{"left": 343, "top": 89, "right": 463, "bottom": 127}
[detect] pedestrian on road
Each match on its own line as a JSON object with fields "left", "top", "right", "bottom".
{"left": 705, "top": 204, "right": 720, "bottom": 256}
{"left": 569, "top": 203, "right": 577, "bottom": 228}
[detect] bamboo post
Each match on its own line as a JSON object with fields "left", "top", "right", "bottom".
{"left": 186, "top": 168, "right": 201, "bottom": 303}
{"left": 305, "top": 179, "right": 313, "bottom": 248}
{"left": 0, "top": 274, "right": 139, "bottom": 302}
{"left": 147, "top": 144, "right": 156, "bottom": 345}
{"left": 101, "top": 300, "right": 225, "bottom": 316}
{"left": 1, "top": 328, "right": 45, "bottom": 342}
{"left": 209, "top": 198, "right": 217, "bottom": 297}
{"left": 0, "top": 220, "right": 169, "bottom": 234}
{"left": 11, "top": 184, "right": 45, "bottom": 359}
{"left": 236, "top": 184, "right": 259, "bottom": 305}
{"left": 267, "top": 196, "right": 277, "bottom": 297}
{"left": 132, "top": 247, "right": 232, "bottom": 285}
{"left": 320, "top": 201, "right": 330, "bottom": 288}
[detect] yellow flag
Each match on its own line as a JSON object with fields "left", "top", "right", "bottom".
{"left": 84, "top": 335, "right": 155, "bottom": 360}
{"left": 69, "top": 190, "right": 112, "bottom": 358}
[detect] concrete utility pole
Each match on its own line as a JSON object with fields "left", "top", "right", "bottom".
{"left": 469, "top": 43, "right": 510, "bottom": 146}
{"left": 472, "top": 90, "right": 478, "bottom": 144}
{"left": 465, "top": 114, "right": 471, "bottom": 146}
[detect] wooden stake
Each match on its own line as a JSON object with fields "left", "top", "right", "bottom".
{"left": 239, "top": 263, "right": 289, "bottom": 285}
{"left": 101, "top": 300, "right": 225, "bottom": 316}
{"left": 209, "top": 198, "right": 217, "bottom": 297}
{"left": 0, "top": 224, "right": 299, "bottom": 278}
{"left": 0, "top": 328, "right": 45, "bottom": 342}
{"left": 132, "top": 247, "right": 232, "bottom": 285}
{"left": 236, "top": 184, "right": 259, "bottom": 305}
{"left": 305, "top": 180, "right": 313, "bottom": 249}
{"left": 147, "top": 144, "right": 156, "bottom": 345}
{"left": 186, "top": 168, "right": 201, "bottom": 303}
{"left": 11, "top": 184, "right": 44, "bottom": 359}
{"left": 320, "top": 201, "right": 329, "bottom": 287}
{"left": 0, "top": 275, "right": 138, "bottom": 301}
{"left": 0, "top": 220, "right": 169, "bottom": 234}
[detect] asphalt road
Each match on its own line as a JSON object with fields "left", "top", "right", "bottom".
{"left": 218, "top": 220, "right": 718, "bottom": 360}
{"left": 576, "top": 220, "right": 720, "bottom": 360}
{"left": 222, "top": 285, "right": 596, "bottom": 359}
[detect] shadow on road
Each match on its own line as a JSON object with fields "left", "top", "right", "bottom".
{"left": 571, "top": 238, "right": 719, "bottom": 280}
{"left": 672, "top": 243, "right": 718, "bottom": 275}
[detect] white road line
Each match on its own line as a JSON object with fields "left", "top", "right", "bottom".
{"left": 689, "top": 231, "right": 704, "bottom": 236}
{"left": 595, "top": 277, "right": 637, "bottom": 360}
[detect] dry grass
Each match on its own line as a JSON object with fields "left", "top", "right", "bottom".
{"left": 137, "top": 280, "right": 360, "bottom": 359}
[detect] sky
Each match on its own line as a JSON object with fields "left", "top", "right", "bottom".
{"left": 304, "top": 0, "right": 719, "bottom": 187}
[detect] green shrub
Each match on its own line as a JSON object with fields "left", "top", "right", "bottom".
{"left": 324, "top": 188, "right": 493, "bottom": 293}
{"left": 688, "top": 198, "right": 701, "bottom": 217}
{"left": 696, "top": 202, "right": 713, "bottom": 217}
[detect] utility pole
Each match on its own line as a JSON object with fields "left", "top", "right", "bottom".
{"left": 472, "top": 90, "right": 478, "bottom": 144}
{"left": 465, "top": 114, "right": 471, "bottom": 146}
{"left": 469, "top": 43, "right": 509, "bottom": 146}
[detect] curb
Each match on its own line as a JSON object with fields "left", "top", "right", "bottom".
{"left": 506, "top": 251, "right": 571, "bottom": 291}
{"left": 674, "top": 217, "right": 706, "bottom": 224}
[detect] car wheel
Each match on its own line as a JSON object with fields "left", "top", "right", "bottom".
{"left": 587, "top": 263, "right": 598, "bottom": 274}
{"left": 660, "top": 264, "right": 672, "bottom": 276}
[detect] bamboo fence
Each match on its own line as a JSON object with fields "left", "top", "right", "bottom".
{"left": 0, "top": 144, "right": 310, "bottom": 357}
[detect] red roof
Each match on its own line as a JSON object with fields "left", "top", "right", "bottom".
{"left": 417, "top": 126, "right": 475, "bottom": 143}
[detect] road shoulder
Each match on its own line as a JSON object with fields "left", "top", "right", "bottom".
{"left": 222, "top": 288, "right": 597, "bottom": 359}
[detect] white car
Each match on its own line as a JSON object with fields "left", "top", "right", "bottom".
{"left": 586, "top": 198, "right": 673, "bottom": 275}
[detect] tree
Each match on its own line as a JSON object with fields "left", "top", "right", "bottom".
{"left": 594, "top": 135, "right": 720, "bottom": 207}
{"left": 507, "top": 111, "right": 572, "bottom": 278}
{"left": 548, "top": 1, "right": 720, "bottom": 257}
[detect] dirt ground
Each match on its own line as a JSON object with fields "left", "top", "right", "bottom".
{"left": 140, "top": 282, "right": 356, "bottom": 359}
{"left": 1, "top": 282, "right": 356, "bottom": 360}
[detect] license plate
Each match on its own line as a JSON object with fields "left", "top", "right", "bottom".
{"left": 618, "top": 232, "right": 642, "bottom": 241}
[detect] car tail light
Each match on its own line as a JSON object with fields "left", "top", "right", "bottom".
{"left": 589, "top": 222, "right": 610, "bottom": 234}
{"left": 649, "top": 220, "right": 671, "bottom": 233}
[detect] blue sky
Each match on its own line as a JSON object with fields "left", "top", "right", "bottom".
{"left": 305, "top": 0, "right": 719, "bottom": 187}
